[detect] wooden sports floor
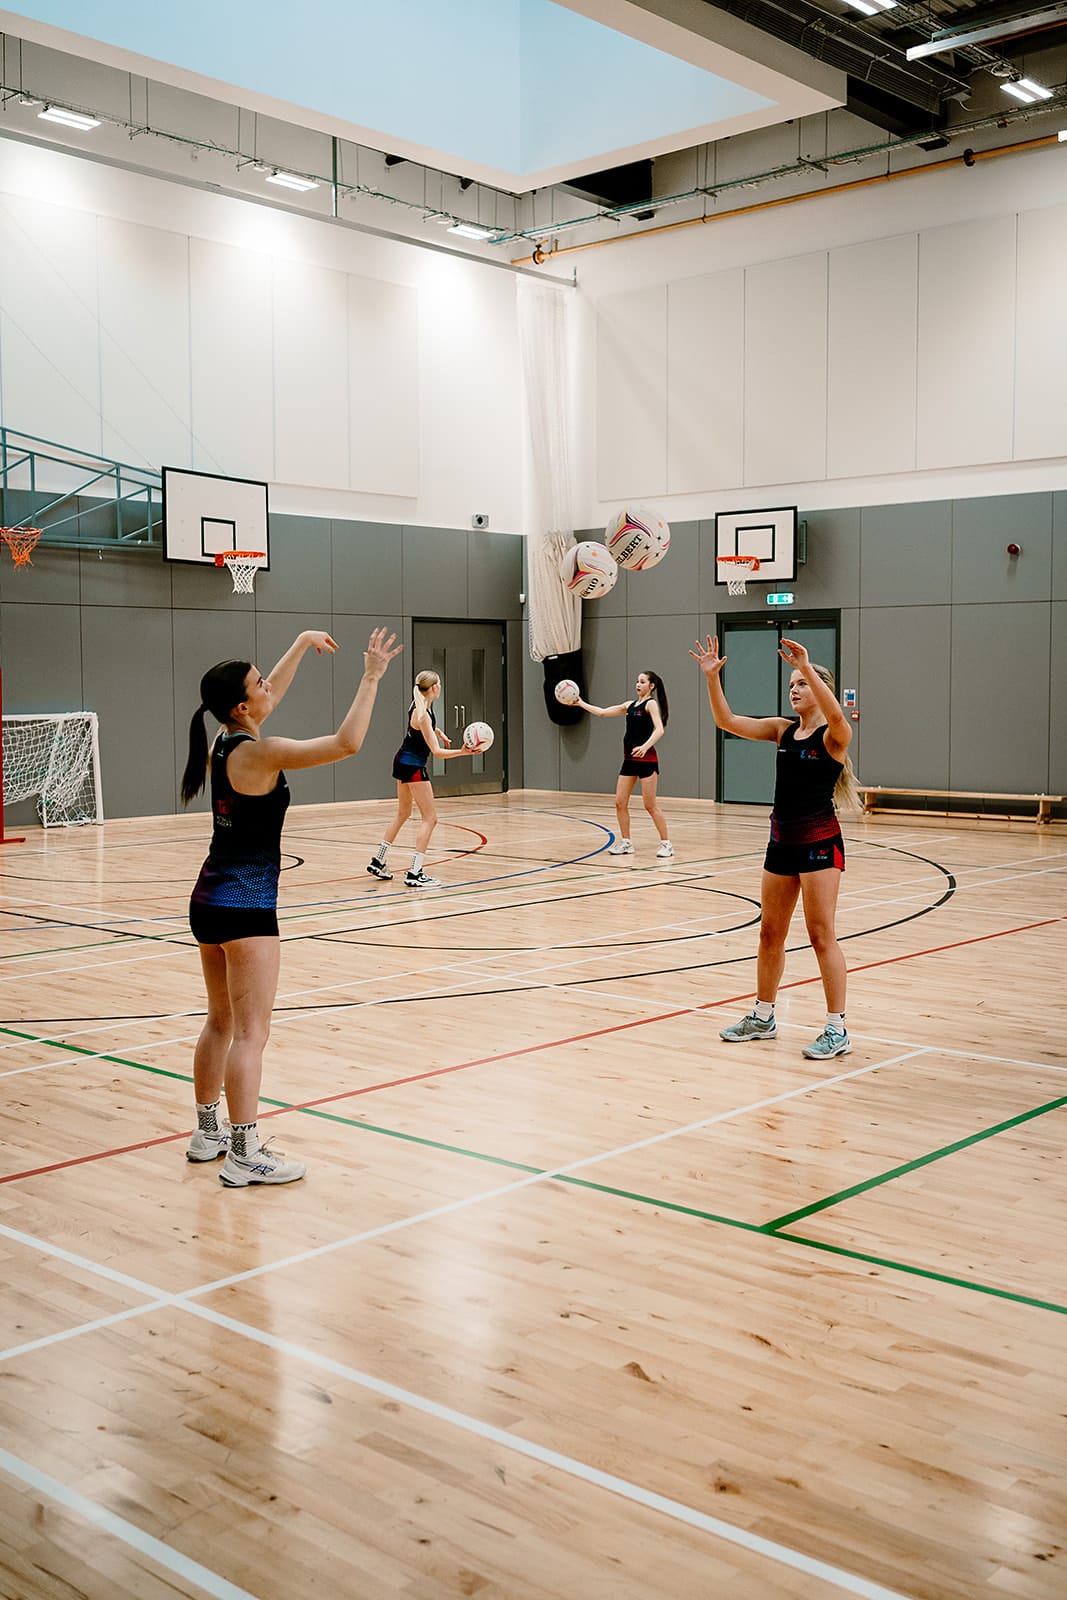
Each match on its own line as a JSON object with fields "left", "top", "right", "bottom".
{"left": 1, "top": 793, "right": 1065, "bottom": 1600}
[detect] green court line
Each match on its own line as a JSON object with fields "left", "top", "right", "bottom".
{"left": 6, "top": 1023, "right": 1066, "bottom": 1318}
{"left": 764, "top": 1093, "right": 1067, "bottom": 1232}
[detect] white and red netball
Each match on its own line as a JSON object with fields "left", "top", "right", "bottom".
{"left": 559, "top": 541, "right": 618, "bottom": 600}
{"left": 605, "top": 505, "right": 671, "bottom": 571}
{"left": 554, "top": 679, "right": 581, "bottom": 706}
{"left": 463, "top": 721, "right": 494, "bottom": 753}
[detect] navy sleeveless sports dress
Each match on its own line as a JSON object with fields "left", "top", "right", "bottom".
{"left": 620, "top": 699, "right": 659, "bottom": 778}
{"left": 189, "top": 731, "right": 290, "bottom": 943}
{"left": 392, "top": 703, "right": 435, "bottom": 783}
{"left": 765, "top": 721, "right": 844, "bottom": 876}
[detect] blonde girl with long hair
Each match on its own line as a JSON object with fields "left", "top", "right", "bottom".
{"left": 691, "top": 634, "right": 860, "bottom": 1060}
{"left": 367, "top": 669, "right": 473, "bottom": 889}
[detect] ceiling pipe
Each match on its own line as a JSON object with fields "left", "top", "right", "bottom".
{"left": 510, "top": 132, "right": 1061, "bottom": 265}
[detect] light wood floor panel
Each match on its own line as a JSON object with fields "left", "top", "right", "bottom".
{"left": 1, "top": 794, "right": 1065, "bottom": 1598}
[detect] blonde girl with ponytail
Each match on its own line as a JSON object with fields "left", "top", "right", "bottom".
{"left": 691, "top": 633, "right": 859, "bottom": 1061}
{"left": 367, "top": 669, "right": 473, "bottom": 889}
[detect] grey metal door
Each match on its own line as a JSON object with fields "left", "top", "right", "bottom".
{"left": 718, "top": 614, "right": 839, "bottom": 806}
{"left": 411, "top": 620, "right": 506, "bottom": 797}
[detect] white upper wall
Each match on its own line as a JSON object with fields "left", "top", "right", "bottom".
{"left": 0, "top": 138, "right": 524, "bottom": 531}
{"left": 577, "top": 143, "right": 1067, "bottom": 521}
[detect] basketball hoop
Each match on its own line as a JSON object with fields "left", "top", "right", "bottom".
{"left": 717, "top": 554, "right": 760, "bottom": 596}
{"left": 215, "top": 550, "right": 265, "bottom": 594}
{"left": 1, "top": 527, "right": 43, "bottom": 568}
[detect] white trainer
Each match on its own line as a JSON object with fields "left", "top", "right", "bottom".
{"left": 186, "top": 1124, "right": 230, "bottom": 1162}
{"left": 656, "top": 841, "right": 674, "bottom": 858}
{"left": 608, "top": 839, "right": 634, "bottom": 855}
{"left": 220, "top": 1140, "right": 307, "bottom": 1187}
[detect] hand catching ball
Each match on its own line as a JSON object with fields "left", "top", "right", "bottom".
{"left": 463, "top": 721, "right": 495, "bottom": 753}
{"left": 554, "top": 679, "right": 580, "bottom": 706}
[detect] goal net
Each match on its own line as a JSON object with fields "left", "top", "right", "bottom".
{"left": 2, "top": 712, "right": 104, "bottom": 826}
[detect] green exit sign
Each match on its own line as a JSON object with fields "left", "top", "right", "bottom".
{"left": 766, "top": 592, "right": 795, "bottom": 606}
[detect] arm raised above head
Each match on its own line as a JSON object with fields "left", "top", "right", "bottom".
{"left": 690, "top": 635, "right": 787, "bottom": 743}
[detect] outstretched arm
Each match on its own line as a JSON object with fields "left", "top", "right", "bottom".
{"left": 418, "top": 711, "right": 466, "bottom": 759}
{"left": 266, "top": 630, "right": 338, "bottom": 708}
{"left": 689, "top": 635, "right": 788, "bottom": 743}
{"left": 576, "top": 698, "right": 628, "bottom": 718}
{"left": 240, "top": 628, "right": 404, "bottom": 778}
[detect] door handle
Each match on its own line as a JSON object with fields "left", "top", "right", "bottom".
{"left": 460, "top": 705, "right": 466, "bottom": 724}
{"left": 453, "top": 704, "right": 459, "bottom": 724}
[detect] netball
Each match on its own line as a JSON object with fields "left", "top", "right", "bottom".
{"left": 605, "top": 505, "right": 671, "bottom": 571}
{"left": 559, "top": 540, "right": 619, "bottom": 599}
{"left": 554, "top": 679, "right": 580, "bottom": 705}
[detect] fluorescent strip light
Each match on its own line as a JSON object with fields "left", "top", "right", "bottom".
{"left": 840, "top": 0, "right": 879, "bottom": 13}
{"left": 448, "top": 222, "right": 497, "bottom": 241}
{"left": 1002, "top": 82, "right": 1036, "bottom": 102}
{"left": 264, "top": 171, "right": 318, "bottom": 192}
{"left": 907, "top": 5, "right": 1067, "bottom": 58}
{"left": 38, "top": 106, "right": 100, "bottom": 130}
{"left": 1016, "top": 78, "right": 1053, "bottom": 99}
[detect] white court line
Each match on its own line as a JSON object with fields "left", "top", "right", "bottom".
{"left": 0, "top": 1445, "right": 264, "bottom": 1600}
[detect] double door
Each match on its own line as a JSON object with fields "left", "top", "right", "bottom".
{"left": 411, "top": 620, "right": 506, "bottom": 797}
{"left": 717, "top": 614, "right": 839, "bottom": 805}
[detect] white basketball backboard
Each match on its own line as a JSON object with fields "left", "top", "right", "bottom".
{"left": 714, "top": 507, "right": 797, "bottom": 584}
{"left": 162, "top": 468, "right": 270, "bottom": 568}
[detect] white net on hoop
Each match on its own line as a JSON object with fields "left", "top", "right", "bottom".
{"left": 222, "top": 551, "right": 264, "bottom": 594}
{"left": 719, "top": 558, "right": 758, "bottom": 596}
{"left": 2, "top": 712, "right": 103, "bottom": 825}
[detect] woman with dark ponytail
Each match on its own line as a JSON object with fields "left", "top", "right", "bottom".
{"left": 183, "top": 626, "right": 402, "bottom": 1188}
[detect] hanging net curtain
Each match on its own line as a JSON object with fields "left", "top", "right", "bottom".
{"left": 518, "top": 279, "right": 581, "bottom": 662}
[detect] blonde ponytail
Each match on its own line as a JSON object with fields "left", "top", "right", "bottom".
{"left": 810, "top": 663, "right": 862, "bottom": 814}
{"left": 412, "top": 670, "right": 439, "bottom": 724}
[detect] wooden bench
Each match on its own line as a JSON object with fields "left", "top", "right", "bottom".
{"left": 858, "top": 787, "right": 1063, "bottom": 826}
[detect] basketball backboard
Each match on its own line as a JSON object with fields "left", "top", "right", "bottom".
{"left": 714, "top": 506, "right": 797, "bottom": 585}
{"left": 162, "top": 468, "right": 270, "bottom": 568}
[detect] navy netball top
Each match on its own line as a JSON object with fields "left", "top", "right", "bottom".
{"left": 395, "top": 703, "right": 435, "bottom": 771}
{"left": 772, "top": 722, "right": 842, "bottom": 827}
{"left": 624, "top": 699, "right": 656, "bottom": 761}
{"left": 190, "top": 731, "right": 290, "bottom": 913}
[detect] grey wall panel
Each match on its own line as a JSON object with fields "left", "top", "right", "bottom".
{"left": 696, "top": 519, "right": 720, "bottom": 616}
{"left": 625, "top": 612, "right": 699, "bottom": 799}
{"left": 0, "top": 546, "right": 81, "bottom": 607}
{"left": 262, "top": 515, "right": 333, "bottom": 617}
{"left": 505, "top": 619, "right": 524, "bottom": 790}
{"left": 171, "top": 608, "right": 257, "bottom": 817}
{"left": 949, "top": 603, "right": 1050, "bottom": 791}
{"left": 623, "top": 519, "right": 698, "bottom": 618}
{"left": 560, "top": 614, "right": 626, "bottom": 794}
{"left": 330, "top": 613, "right": 406, "bottom": 804}
{"left": 171, "top": 556, "right": 244, "bottom": 612}
{"left": 951, "top": 494, "right": 1052, "bottom": 605}
{"left": 860, "top": 502, "right": 951, "bottom": 608}
{"left": 1051, "top": 603, "right": 1067, "bottom": 795}
{"left": 468, "top": 531, "right": 523, "bottom": 622}
{"left": 838, "top": 607, "right": 862, "bottom": 785}
{"left": 253, "top": 613, "right": 337, "bottom": 807}
{"left": 858, "top": 607, "right": 951, "bottom": 787}
{"left": 79, "top": 548, "right": 173, "bottom": 609}
{"left": 1055, "top": 493, "right": 1067, "bottom": 603}
{"left": 82, "top": 606, "right": 176, "bottom": 819}
{"left": 696, "top": 611, "right": 719, "bottom": 801}
{"left": 331, "top": 519, "right": 402, "bottom": 617}
{"left": 796, "top": 509, "right": 860, "bottom": 611}
{"left": 521, "top": 653, "right": 559, "bottom": 793}
{"left": 0, "top": 601, "right": 83, "bottom": 712}
{"left": 403, "top": 525, "right": 468, "bottom": 618}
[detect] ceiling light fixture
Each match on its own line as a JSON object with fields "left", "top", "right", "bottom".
{"left": 448, "top": 222, "right": 497, "bottom": 241}
{"left": 1002, "top": 77, "right": 1052, "bottom": 103}
{"left": 38, "top": 106, "right": 100, "bottom": 130}
{"left": 840, "top": 0, "right": 896, "bottom": 12}
{"left": 264, "top": 170, "right": 319, "bottom": 192}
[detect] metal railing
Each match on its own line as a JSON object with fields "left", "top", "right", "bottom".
{"left": 0, "top": 428, "right": 162, "bottom": 550}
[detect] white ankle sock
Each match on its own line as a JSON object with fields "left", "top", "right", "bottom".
{"left": 412, "top": 853, "right": 425, "bottom": 873}
{"left": 754, "top": 1000, "right": 774, "bottom": 1022}
{"left": 826, "top": 1012, "right": 846, "bottom": 1031}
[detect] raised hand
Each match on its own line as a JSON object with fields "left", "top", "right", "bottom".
{"left": 689, "top": 634, "right": 727, "bottom": 678}
{"left": 304, "top": 630, "right": 338, "bottom": 655}
{"left": 363, "top": 628, "right": 403, "bottom": 679}
{"left": 778, "top": 637, "right": 810, "bottom": 671}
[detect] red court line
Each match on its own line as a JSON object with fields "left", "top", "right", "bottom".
{"left": 2, "top": 915, "right": 1058, "bottom": 1186}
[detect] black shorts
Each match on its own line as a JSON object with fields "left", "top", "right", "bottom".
{"left": 764, "top": 834, "right": 845, "bottom": 876}
{"left": 189, "top": 902, "right": 280, "bottom": 944}
{"left": 392, "top": 758, "right": 429, "bottom": 783}
{"left": 620, "top": 758, "right": 659, "bottom": 779}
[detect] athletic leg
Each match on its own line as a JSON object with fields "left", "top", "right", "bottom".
{"left": 218, "top": 936, "right": 305, "bottom": 1186}
{"left": 610, "top": 776, "right": 637, "bottom": 852}
{"left": 798, "top": 870, "right": 850, "bottom": 1057}
{"left": 188, "top": 943, "right": 234, "bottom": 1160}
{"left": 720, "top": 871, "right": 799, "bottom": 1041}
{"left": 406, "top": 782, "right": 441, "bottom": 886}
{"left": 639, "top": 772, "right": 670, "bottom": 849}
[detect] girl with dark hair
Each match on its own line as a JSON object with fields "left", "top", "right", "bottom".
{"left": 182, "top": 626, "right": 402, "bottom": 1187}
{"left": 691, "top": 633, "right": 859, "bottom": 1060}
{"left": 366, "top": 668, "right": 475, "bottom": 889}
{"left": 577, "top": 669, "right": 673, "bottom": 858}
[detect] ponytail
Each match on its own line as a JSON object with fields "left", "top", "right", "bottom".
{"left": 810, "top": 663, "right": 862, "bottom": 814}
{"left": 180, "top": 659, "right": 251, "bottom": 804}
{"left": 642, "top": 668, "right": 669, "bottom": 725}
{"left": 412, "top": 669, "right": 439, "bottom": 725}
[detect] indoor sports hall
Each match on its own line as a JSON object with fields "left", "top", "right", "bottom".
{"left": 1, "top": 6, "right": 1065, "bottom": 1600}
